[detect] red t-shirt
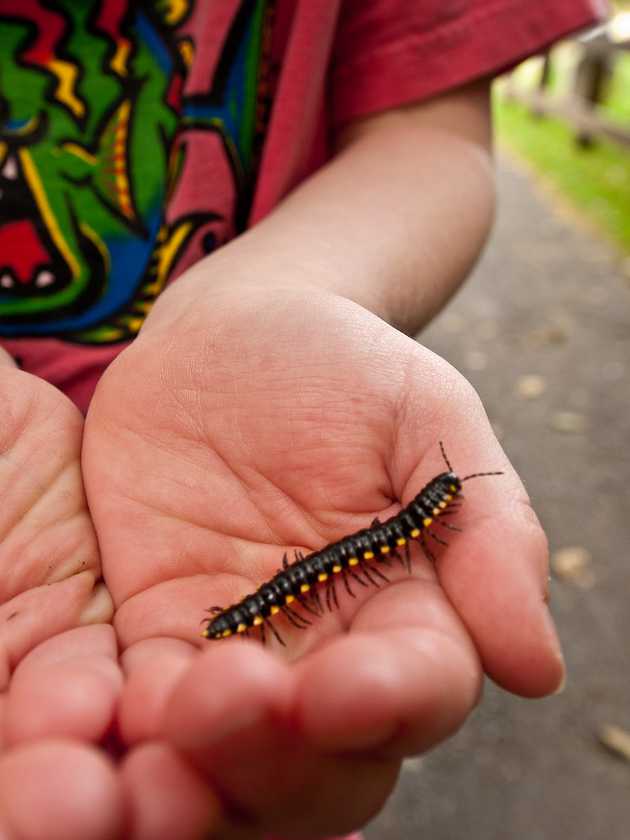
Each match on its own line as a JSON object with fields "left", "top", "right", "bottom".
{"left": 0, "top": 0, "right": 605, "bottom": 412}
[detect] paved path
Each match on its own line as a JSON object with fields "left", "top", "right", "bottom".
{"left": 366, "top": 153, "right": 630, "bottom": 840}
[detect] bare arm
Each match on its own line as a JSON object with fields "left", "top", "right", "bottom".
{"left": 155, "top": 77, "right": 494, "bottom": 335}
{"left": 84, "top": 75, "right": 561, "bottom": 840}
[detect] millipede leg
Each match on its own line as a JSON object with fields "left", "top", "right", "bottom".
{"left": 341, "top": 569, "right": 356, "bottom": 598}
{"left": 404, "top": 540, "right": 412, "bottom": 573}
{"left": 348, "top": 569, "right": 369, "bottom": 588}
{"left": 207, "top": 606, "right": 224, "bottom": 614}
{"left": 359, "top": 562, "right": 381, "bottom": 588}
{"left": 370, "top": 563, "right": 391, "bottom": 584}
{"left": 420, "top": 533, "right": 437, "bottom": 564}
{"left": 264, "top": 617, "right": 286, "bottom": 646}
{"left": 310, "top": 587, "right": 324, "bottom": 614}
{"left": 295, "top": 593, "right": 321, "bottom": 617}
{"left": 429, "top": 530, "right": 449, "bottom": 548}
{"left": 289, "top": 604, "right": 312, "bottom": 625}
{"left": 390, "top": 549, "right": 406, "bottom": 570}
{"left": 282, "top": 605, "right": 310, "bottom": 629}
{"left": 325, "top": 576, "right": 339, "bottom": 611}
{"left": 325, "top": 578, "right": 334, "bottom": 612}
{"left": 282, "top": 552, "right": 289, "bottom": 569}
{"left": 438, "top": 520, "right": 463, "bottom": 532}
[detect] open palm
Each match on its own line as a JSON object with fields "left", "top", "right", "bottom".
{"left": 0, "top": 353, "right": 125, "bottom": 840}
{"left": 83, "top": 282, "right": 564, "bottom": 838}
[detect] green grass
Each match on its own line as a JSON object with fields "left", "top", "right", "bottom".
{"left": 605, "top": 55, "right": 630, "bottom": 122}
{"left": 495, "top": 55, "right": 630, "bottom": 252}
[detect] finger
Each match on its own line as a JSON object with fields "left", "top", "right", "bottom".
{"left": 0, "top": 571, "right": 111, "bottom": 691}
{"left": 120, "top": 742, "right": 222, "bottom": 840}
{"left": 0, "top": 739, "right": 123, "bottom": 840}
{"left": 163, "top": 640, "right": 397, "bottom": 837}
{"left": 295, "top": 577, "right": 481, "bottom": 759}
{"left": 437, "top": 506, "right": 564, "bottom": 697}
{"left": 4, "top": 626, "right": 122, "bottom": 746}
{"left": 118, "top": 638, "right": 197, "bottom": 745}
{"left": 394, "top": 363, "right": 564, "bottom": 696}
{"left": 162, "top": 643, "right": 297, "bottom": 821}
{"left": 248, "top": 753, "right": 399, "bottom": 839}
{"left": 0, "top": 366, "right": 112, "bottom": 691}
{"left": 0, "top": 694, "right": 6, "bottom": 751}
{"left": 163, "top": 641, "right": 292, "bottom": 761}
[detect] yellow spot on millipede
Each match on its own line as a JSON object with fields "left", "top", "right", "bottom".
{"left": 410, "top": 528, "right": 420, "bottom": 538}
{"left": 253, "top": 616, "right": 264, "bottom": 626}
{"left": 285, "top": 595, "right": 295, "bottom": 604}
{"left": 432, "top": 507, "right": 440, "bottom": 516}
{"left": 237, "top": 623, "right": 247, "bottom": 633}
{"left": 423, "top": 518, "right": 433, "bottom": 527}
{"left": 444, "top": 494, "right": 453, "bottom": 502}
{"left": 450, "top": 485, "right": 457, "bottom": 492}
{"left": 270, "top": 606, "right": 280, "bottom": 615}
{"left": 364, "top": 551, "right": 374, "bottom": 560}
{"left": 318, "top": 573, "right": 328, "bottom": 582}
{"left": 300, "top": 584, "right": 310, "bottom": 593}
{"left": 348, "top": 557, "right": 359, "bottom": 566}
{"left": 396, "top": 537, "right": 406, "bottom": 546}
{"left": 380, "top": 545, "right": 390, "bottom": 554}
{"left": 438, "top": 501, "right": 447, "bottom": 509}
{"left": 332, "top": 565, "right": 342, "bottom": 573}
{"left": 222, "top": 629, "right": 232, "bottom": 638}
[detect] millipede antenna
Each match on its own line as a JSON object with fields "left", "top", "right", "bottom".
{"left": 461, "top": 470, "right": 503, "bottom": 482}
{"left": 439, "top": 440, "right": 453, "bottom": 472}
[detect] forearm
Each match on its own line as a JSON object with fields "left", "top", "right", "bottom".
{"left": 149, "top": 81, "right": 495, "bottom": 336}
{"left": 0, "top": 347, "right": 16, "bottom": 367}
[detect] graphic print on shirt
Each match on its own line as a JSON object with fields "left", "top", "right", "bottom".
{"left": 0, "top": 0, "right": 274, "bottom": 343}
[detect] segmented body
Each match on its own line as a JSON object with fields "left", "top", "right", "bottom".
{"left": 202, "top": 470, "right": 462, "bottom": 643}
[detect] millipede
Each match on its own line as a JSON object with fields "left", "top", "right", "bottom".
{"left": 202, "top": 443, "right": 502, "bottom": 645}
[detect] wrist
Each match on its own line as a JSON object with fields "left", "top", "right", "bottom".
{"left": 0, "top": 348, "right": 20, "bottom": 370}
{"left": 141, "top": 243, "right": 360, "bottom": 336}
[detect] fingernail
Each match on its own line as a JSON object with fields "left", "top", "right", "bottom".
{"left": 540, "top": 601, "right": 566, "bottom": 690}
{"left": 553, "top": 671, "right": 567, "bottom": 695}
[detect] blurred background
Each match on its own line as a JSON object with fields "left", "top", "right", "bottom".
{"left": 367, "top": 3, "right": 630, "bottom": 838}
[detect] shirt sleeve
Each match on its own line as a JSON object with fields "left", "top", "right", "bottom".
{"left": 331, "top": 0, "right": 609, "bottom": 127}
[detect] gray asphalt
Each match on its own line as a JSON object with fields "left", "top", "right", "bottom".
{"left": 365, "top": 153, "right": 630, "bottom": 840}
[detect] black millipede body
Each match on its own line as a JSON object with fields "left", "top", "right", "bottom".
{"left": 202, "top": 443, "right": 501, "bottom": 645}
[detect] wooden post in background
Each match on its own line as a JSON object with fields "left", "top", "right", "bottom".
{"left": 573, "top": 34, "right": 614, "bottom": 147}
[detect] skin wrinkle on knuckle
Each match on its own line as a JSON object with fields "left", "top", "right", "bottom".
{"left": 0, "top": 376, "right": 40, "bottom": 460}
{"left": 401, "top": 345, "right": 468, "bottom": 421}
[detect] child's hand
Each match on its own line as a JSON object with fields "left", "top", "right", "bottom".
{"left": 83, "top": 281, "right": 564, "bottom": 838}
{"left": 0, "top": 352, "right": 112, "bottom": 682}
{"left": 0, "top": 350, "right": 125, "bottom": 838}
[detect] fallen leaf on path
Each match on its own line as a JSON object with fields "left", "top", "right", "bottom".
{"left": 598, "top": 725, "right": 630, "bottom": 763}
{"left": 516, "top": 374, "right": 546, "bottom": 399}
{"left": 551, "top": 546, "right": 595, "bottom": 589}
{"left": 465, "top": 350, "right": 487, "bottom": 371}
{"left": 550, "top": 411, "right": 587, "bottom": 434}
